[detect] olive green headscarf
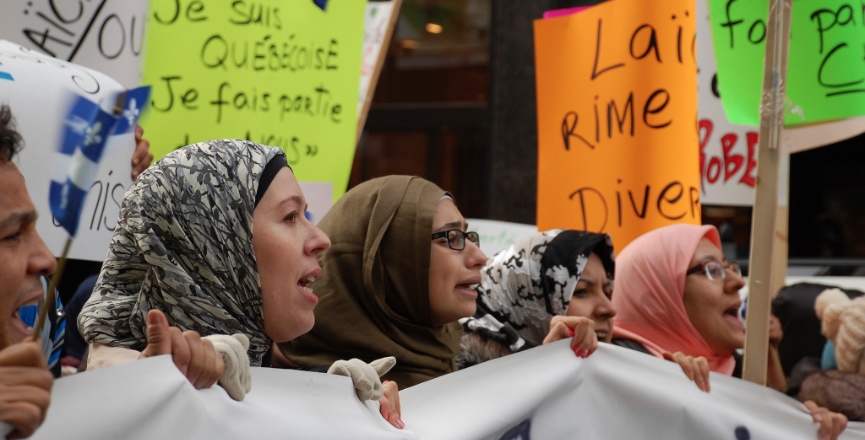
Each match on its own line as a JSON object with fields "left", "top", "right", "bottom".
{"left": 279, "top": 175, "right": 462, "bottom": 387}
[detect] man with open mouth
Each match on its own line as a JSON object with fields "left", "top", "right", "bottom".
{"left": 0, "top": 104, "right": 57, "bottom": 439}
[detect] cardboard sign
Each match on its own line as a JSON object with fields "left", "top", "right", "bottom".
{"left": 139, "top": 0, "right": 365, "bottom": 201}
{"left": 0, "top": 40, "right": 135, "bottom": 261}
{"left": 710, "top": 0, "right": 865, "bottom": 125}
{"left": 534, "top": 0, "right": 700, "bottom": 249}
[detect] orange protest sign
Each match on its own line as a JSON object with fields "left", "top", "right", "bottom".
{"left": 534, "top": 0, "right": 700, "bottom": 250}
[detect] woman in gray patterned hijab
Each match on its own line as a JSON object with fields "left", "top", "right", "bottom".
{"left": 78, "top": 139, "right": 330, "bottom": 367}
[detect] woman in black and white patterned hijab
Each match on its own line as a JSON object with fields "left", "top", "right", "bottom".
{"left": 79, "top": 139, "right": 330, "bottom": 367}
{"left": 457, "top": 229, "right": 616, "bottom": 368}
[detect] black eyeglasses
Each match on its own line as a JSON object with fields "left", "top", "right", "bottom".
{"left": 431, "top": 229, "right": 480, "bottom": 251}
{"left": 686, "top": 259, "right": 742, "bottom": 281}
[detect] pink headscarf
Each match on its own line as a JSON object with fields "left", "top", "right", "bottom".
{"left": 611, "top": 224, "right": 736, "bottom": 375}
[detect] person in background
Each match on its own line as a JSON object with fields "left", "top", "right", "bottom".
{"left": 58, "top": 274, "right": 97, "bottom": 374}
{"left": 0, "top": 103, "right": 156, "bottom": 436}
{"left": 0, "top": 103, "right": 56, "bottom": 438}
{"left": 457, "top": 229, "right": 611, "bottom": 368}
{"left": 18, "top": 123, "right": 155, "bottom": 378}
{"left": 611, "top": 223, "right": 848, "bottom": 440}
{"left": 279, "top": 175, "right": 487, "bottom": 395}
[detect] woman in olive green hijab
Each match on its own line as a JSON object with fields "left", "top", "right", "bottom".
{"left": 279, "top": 175, "right": 487, "bottom": 388}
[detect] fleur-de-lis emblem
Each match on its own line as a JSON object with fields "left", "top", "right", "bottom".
{"left": 84, "top": 121, "right": 103, "bottom": 146}
{"left": 123, "top": 98, "right": 139, "bottom": 126}
{"left": 59, "top": 185, "right": 70, "bottom": 209}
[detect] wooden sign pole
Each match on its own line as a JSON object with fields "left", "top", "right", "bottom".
{"left": 742, "top": 0, "right": 793, "bottom": 385}
{"left": 356, "top": 0, "right": 402, "bottom": 145}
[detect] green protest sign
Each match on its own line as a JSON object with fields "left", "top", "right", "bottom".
{"left": 140, "top": 0, "right": 364, "bottom": 200}
{"left": 710, "top": 0, "right": 865, "bottom": 125}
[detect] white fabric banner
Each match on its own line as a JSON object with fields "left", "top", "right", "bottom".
{"left": 31, "top": 356, "right": 409, "bottom": 440}
{"left": 404, "top": 342, "right": 865, "bottom": 439}
{"left": 26, "top": 342, "right": 865, "bottom": 439}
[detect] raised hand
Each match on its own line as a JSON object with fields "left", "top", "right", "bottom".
{"left": 379, "top": 380, "right": 404, "bottom": 429}
{"left": 0, "top": 341, "right": 52, "bottom": 439}
{"left": 130, "top": 124, "right": 153, "bottom": 180}
{"left": 663, "top": 351, "right": 710, "bottom": 393}
{"left": 139, "top": 310, "right": 225, "bottom": 390}
{"left": 328, "top": 357, "right": 403, "bottom": 429}
{"left": 803, "top": 400, "right": 848, "bottom": 440}
{"left": 543, "top": 315, "right": 599, "bottom": 358}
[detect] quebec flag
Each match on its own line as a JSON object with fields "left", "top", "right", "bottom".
{"left": 49, "top": 86, "right": 151, "bottom": 237}
{"left": 49, "top": 96, "right": 119, "bottom": 236}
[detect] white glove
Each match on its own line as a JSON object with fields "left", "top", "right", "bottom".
{"left": 203, "top": 334, "right": 252, "bottom": 401}
{"left": 327, "top": 356, "right": 396, "bottom": 401}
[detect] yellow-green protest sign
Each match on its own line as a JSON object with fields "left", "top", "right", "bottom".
{"left": 710, "top": 0, "right": 865, "bottom": 125}
{"left": 140, "top": 0, "right": 364, "bottom": 200}
{"left": 535, "top": 0, "right": 700, "bottom": 250}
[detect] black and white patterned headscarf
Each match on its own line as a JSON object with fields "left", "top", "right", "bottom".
{"left": 465, "top": 229, "right": 615, "bottom": 348}
{"left": 78, "top": 139, "right": 285, "bottom": 365}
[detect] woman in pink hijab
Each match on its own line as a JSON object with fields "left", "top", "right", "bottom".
{"left": 611, "top": 224, "right": 739, "bottom": 375}
{"left": 611, "top": 224, "right": 847, "bottom": 440}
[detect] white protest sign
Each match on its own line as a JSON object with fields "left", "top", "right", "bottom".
{"left": 0, "top": 0, "right": 149, "bottom": 88}
{"left": 785, "top": 117, "right": 865, "bottom": 154}
{"left": 467, "top": 218, "right": 538, "bottom": 257}
{"left": 697, "top": 0, "right": 758, "bottom": 206}
{"left": 298, "top": 181, "right": 334, "bottom": 225}
{"left": 0, "top": 40, "right": 134, "bottom": 261}
{"left": 0, "top": 1, "right": 148, "bottom": 261}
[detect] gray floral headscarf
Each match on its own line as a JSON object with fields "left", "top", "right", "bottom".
{"left": 471, "top": 229, "right": 615, "bottom": 346}
{"left": 78, "top": 139, "right": 285, "bottom": 366}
